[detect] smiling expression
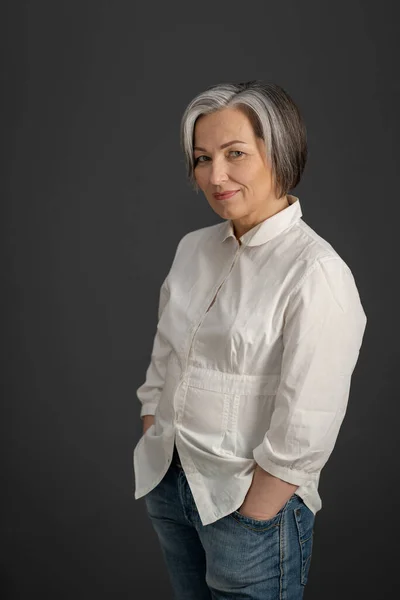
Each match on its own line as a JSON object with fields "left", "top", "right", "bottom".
{"left": 193, "top": 107, "right": 288, "bottom": 237}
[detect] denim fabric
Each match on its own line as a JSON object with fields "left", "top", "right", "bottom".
{"left": 144, "top": 445, "right": 315, "bottom": 600}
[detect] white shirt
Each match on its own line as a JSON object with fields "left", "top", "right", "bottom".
{"left": 133, "top": 195, "right": 367, "bottom": 526}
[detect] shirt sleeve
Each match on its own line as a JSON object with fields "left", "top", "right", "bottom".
{"left": 252, "top": 257, "right": 367, "bottom": 486}
{"left": 136, "top": 234, "right": 187, "bottom": 418}
{"left": 136, "top": 276, "right": 172, "bottom": 418}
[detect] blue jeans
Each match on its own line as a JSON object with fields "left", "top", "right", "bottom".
{"left": 144, "top": 444, "right": 315, "bottom": 599}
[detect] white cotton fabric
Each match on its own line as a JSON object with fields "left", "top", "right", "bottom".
{"left": 133, "top": 195, "right": 367, "bottom": 526}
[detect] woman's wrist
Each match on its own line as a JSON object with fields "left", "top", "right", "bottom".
{"left": 240, "top": 464, "right": 298, "bottom": 519}
{"left": 142, "top": 414, "right": 155, "bottom": 434}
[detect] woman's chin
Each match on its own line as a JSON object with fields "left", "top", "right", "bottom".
{"left": 210, "top": 202, "right": 243, "bottom": 219}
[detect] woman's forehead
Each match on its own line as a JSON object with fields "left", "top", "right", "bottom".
{"left": 193, "top": 109, "right": 255, "bottom": 148}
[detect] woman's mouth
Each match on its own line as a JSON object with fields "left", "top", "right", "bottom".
{"left": 213, "top": 190, "right": 239, "bottom": 201}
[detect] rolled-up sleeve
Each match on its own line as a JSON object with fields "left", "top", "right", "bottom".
{"left": 252, "top": 257, "right": 367, "bottom": 486}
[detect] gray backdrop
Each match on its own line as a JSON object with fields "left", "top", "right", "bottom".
{"left": 2, "top": 1, "right": 398, "bottom": 598}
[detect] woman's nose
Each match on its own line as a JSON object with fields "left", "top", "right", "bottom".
{"left": 209, "top": 160, "right": 228, "bottom": 185}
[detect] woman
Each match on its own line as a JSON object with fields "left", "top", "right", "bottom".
{"left": 133, "top": 81, "right": 367, "bottom": 599}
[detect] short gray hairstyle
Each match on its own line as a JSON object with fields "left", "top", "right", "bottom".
{"left": 180, "top": 80, "right": 307, "bottom": 198}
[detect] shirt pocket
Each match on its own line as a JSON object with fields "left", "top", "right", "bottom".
{"left": 234, "top": 392, "right": 278, "bottom": 458}
{"left": 182, "top": 368, "right": 280, "bottom": 457}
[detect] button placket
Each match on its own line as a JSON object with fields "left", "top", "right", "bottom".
{"left": 176, "top": 243, "right": 247, "bottom": 445}
{"left": 188, "top": 242, "right": 244, "bottom": 359}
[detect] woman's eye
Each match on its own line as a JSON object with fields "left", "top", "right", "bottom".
{"left": 194, "top": 154, "right": 208, "bottom": 166}
{"left": 194, "top": 150, "right": 244, "bottom": 165}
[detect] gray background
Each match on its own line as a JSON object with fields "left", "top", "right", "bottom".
{"left": 2, "top": 1, "right": 398, "bottom": 598}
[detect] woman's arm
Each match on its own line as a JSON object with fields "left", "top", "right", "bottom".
{"left": 142, "top": 414, "right": 155, "bottom": 435}
{"left": 239, "top": 466, "right": 298, "bottom": 520}
{"left": 136, "top": 275, "right": 171, "bottom": 420}
{"left": 136, "top": 234, "right": 187, "bottom": 431}
{"left": 244, "top": 257, "right": 367, "bottom": 518}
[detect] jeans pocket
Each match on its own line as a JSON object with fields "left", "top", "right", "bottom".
{"left": 293, "top": 501, "right": 315, "bottom": 585}
{"left": 230, "top": 493, "right": 297, "bottom": 532}
{"left": 231, "top": 509, "right": 281, "bottom": 532}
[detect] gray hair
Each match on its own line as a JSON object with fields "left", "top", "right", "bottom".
{"left": 179, "top": 80, "right": 307, "bottom": 198}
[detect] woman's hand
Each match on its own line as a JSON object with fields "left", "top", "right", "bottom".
{"left": 237, "top": 502, "right": 280, "bottom": 521}
{"left": 238, "top": 464, "right": 298, "bottom": 520}
{"left": 142, "top": 414, "right": 155, "bottom": 435}
{"left": 237, "top": 493, "right": 281, "bottom": 521}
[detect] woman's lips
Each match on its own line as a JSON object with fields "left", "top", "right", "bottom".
{"left": 213, "top": 190, "right": 239, "bottom": 200}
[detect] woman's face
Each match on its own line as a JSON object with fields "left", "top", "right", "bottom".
{"left": 193, "top": 107, "right": 286, "bottom": 233}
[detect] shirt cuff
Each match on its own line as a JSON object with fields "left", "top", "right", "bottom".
{"left": 140, "top": 403, "right": 158, "bottom": 418}
{"left": 252, "top": 443, "right": 319, "bottom": 486}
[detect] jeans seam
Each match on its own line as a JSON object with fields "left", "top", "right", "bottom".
{"left": 279, "top": 506, "right": 285, "bottom": 600}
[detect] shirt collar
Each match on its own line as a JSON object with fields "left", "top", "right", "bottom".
{"left": 219, "top": 194, "right": 302, "bottom": 247}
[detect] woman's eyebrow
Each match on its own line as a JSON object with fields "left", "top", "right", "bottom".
{"left": 193, "top": 140, "right": 247, "bottom": 152}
